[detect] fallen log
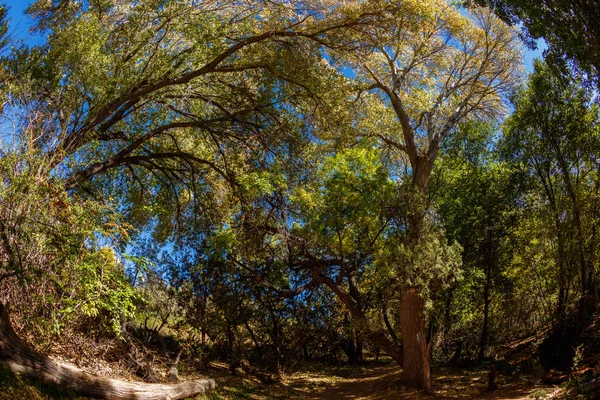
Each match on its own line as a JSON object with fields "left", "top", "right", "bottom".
{"left": 0, "top": 302, "right": 215, "bottom": 399}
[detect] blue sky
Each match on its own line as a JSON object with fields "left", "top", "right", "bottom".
{"left": 524, "top": 39, "right": 547, "bottom": 70}
{"left": 4, "top": 0, "right": 38, "bottom": 45}
{"left": 3, "top": 0, "right": 546, "bottom": 70}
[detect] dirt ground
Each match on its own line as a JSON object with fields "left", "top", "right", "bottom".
{"left": 201, "top": 359, "right": 565, "bottom": 400}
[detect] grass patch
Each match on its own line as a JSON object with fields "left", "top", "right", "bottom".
{"left": 200, "top": 380, "right": 293, "bottom": 400}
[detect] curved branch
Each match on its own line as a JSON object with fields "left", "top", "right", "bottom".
{"left": 63, "top": 121, "right": 233, "bottom": 189}
{"left": 54, "top": 16, "right": 376, "bottom": 160}
{"left": 227, "top": 254, "right": 322, "bottom": 298}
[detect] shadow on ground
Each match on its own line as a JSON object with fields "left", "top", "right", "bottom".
{"left": 203, "top": 358, "right": 563, "bottom": 400}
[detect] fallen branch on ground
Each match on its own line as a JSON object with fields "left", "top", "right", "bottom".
{"left": 0, "top": 302, "right": 215, "bottom": 399}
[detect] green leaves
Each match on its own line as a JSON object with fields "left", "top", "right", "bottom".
{"left": 5, "top": 0, "right": 591, "bottom": 370}
{"left": 64, "top": 247, "right": 139, "bottom": 336}
{"left": 291, "top": 144, "right": 394, "bottom": 258}
{"left": 238, "top": 171, "right": 286, "bottom": 200}
{"left": 0, "top": 148, "right": 138, "bottom": 340}
{"left": 501, "top": 60, "right": 600, "bottom": 323}
{"left": 474, "top": 0, "right": 600, "bottom": 88}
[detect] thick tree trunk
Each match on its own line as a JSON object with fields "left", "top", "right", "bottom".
{"left": 400, "top": 179, "right": 432, "bottom": 391}
{"left": 399, "top": 288, "right": 431, "bottom": 391}
{"left": 0, "top": 303, "right": 215, "bottom": 399}
{"left": 340, "top": 331, "right": 364, "bottom": 365}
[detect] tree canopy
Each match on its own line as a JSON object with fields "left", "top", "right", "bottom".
{"left": 0, "top": 1, "right": 599, "bottom": 399}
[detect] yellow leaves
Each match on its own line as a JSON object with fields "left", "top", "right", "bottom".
{"left": 327, "top": 0, "right": 524, "bottom": 152}
{"left": 401, "top": 0, "right": 447, "bottom": 20}
{"left": 98, "top": 246, "right": 117, "bottom": 271}
{"left": 403, "top": 87, "right": 435, "bottom": 115}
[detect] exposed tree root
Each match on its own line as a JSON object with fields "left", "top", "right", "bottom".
{"left": 0, "top": 302, "right": 215, "bottom": 399}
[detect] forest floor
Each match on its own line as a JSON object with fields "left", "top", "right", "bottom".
{"left": 201, "top": 358, "right": 566, "bottom": 400}
{"left": 0, "top": 355, "right": 570, "bottom": 400}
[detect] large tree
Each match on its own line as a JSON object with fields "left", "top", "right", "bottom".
{"left": 323, "top": 2, "right": 523, "bottom": 389}
{"left": 0, "top": 0, "right": 525, "bottom": 395}
{"left": 0, "top": 0, "right": 383, "bottom": 396}
{"left": 206, "top": 1, "right": 523, "bottom": 391}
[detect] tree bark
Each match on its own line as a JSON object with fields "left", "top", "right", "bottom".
{"left": 400, "top": 181, "right": 432, "bottom": 392}
{"left": 382, "top": 305, "right": 400, "bottom": 345}
{"left": 399, "top": 288, "right": 431, "bottom": 391}
{"left": 0, "top": 303, "right": 215, "bottom": 399}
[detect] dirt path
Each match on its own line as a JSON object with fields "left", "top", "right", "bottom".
{"left": 281, "top": 362, "right": 563, "bottom": 400}
{"left": 206, "top": 360, "right": 565, "bottom": 399}
{"left": 286, "top": 362, "right": 404, "bottom": 400}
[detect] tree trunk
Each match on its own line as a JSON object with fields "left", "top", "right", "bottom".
{"left": 340, "top": 338, "right": 359, "bottom": 365}
{"left": 399, "top": 288, "right": 430, "bottom": 391}
{"left": 268, "top": 311, "right": 283, "bottom": 375}
{"left": 0, "top": 303, "right": 215, "bottom": 399}
{"left": 244, "top": 320, "right": 263, "bottom": 363}
{"left": 302, "top": 341, "right": 310, "bottom": 361}
{"left": 479, "top": 262, "right": 492, "bottom": 362}
{"left": 450, "top": 341, "right": 463, "bottom": 365}
{"left": 400, "top": 180, "right": 432, "bottom": 391}
{"left": 442, "top": 286, "right": 455, "bottom": 357}
{"left": 355, "top": 331, "right": 363, "bottom": 362}
{"left": 382, "top": 305, "right": 399, "bottom": 345}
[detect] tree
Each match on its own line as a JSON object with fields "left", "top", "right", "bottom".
{"left": 0, "top": 0, "right": 529, "bottom": 395}
{"left": 502, "top": 60, "right": 600, "bottom": 327}
{"left": 211, "top": 1, "right": 523, "bottom": 389}
{"left": 433, "top": 121, "right": 519, "bottom": 362}
{"left": 321, "top": 1, "right": 523, "bottom": 389}
{"left": 474, "top": 0, "right": 600, "bottom": 86}
{"left": 0, "top": 0, "right": 382, "bottom": 395}
{"left": 11, "top": 0, "right": 381, "bottom": 206}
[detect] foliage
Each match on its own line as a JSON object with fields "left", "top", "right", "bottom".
{"left": 502, "top": 60, "right": 600, "bottom": 325}
{"left": 63, "top": 247, "right": 139, "bottom": 336}
{"left": 432, "top": 120, "right": 521, "bottom": 360}
{"left": 0, "top": 0, "right": 598, "bottom": 396}
{"left": 473, "top": 0, "right": 600, "bottom": 86}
